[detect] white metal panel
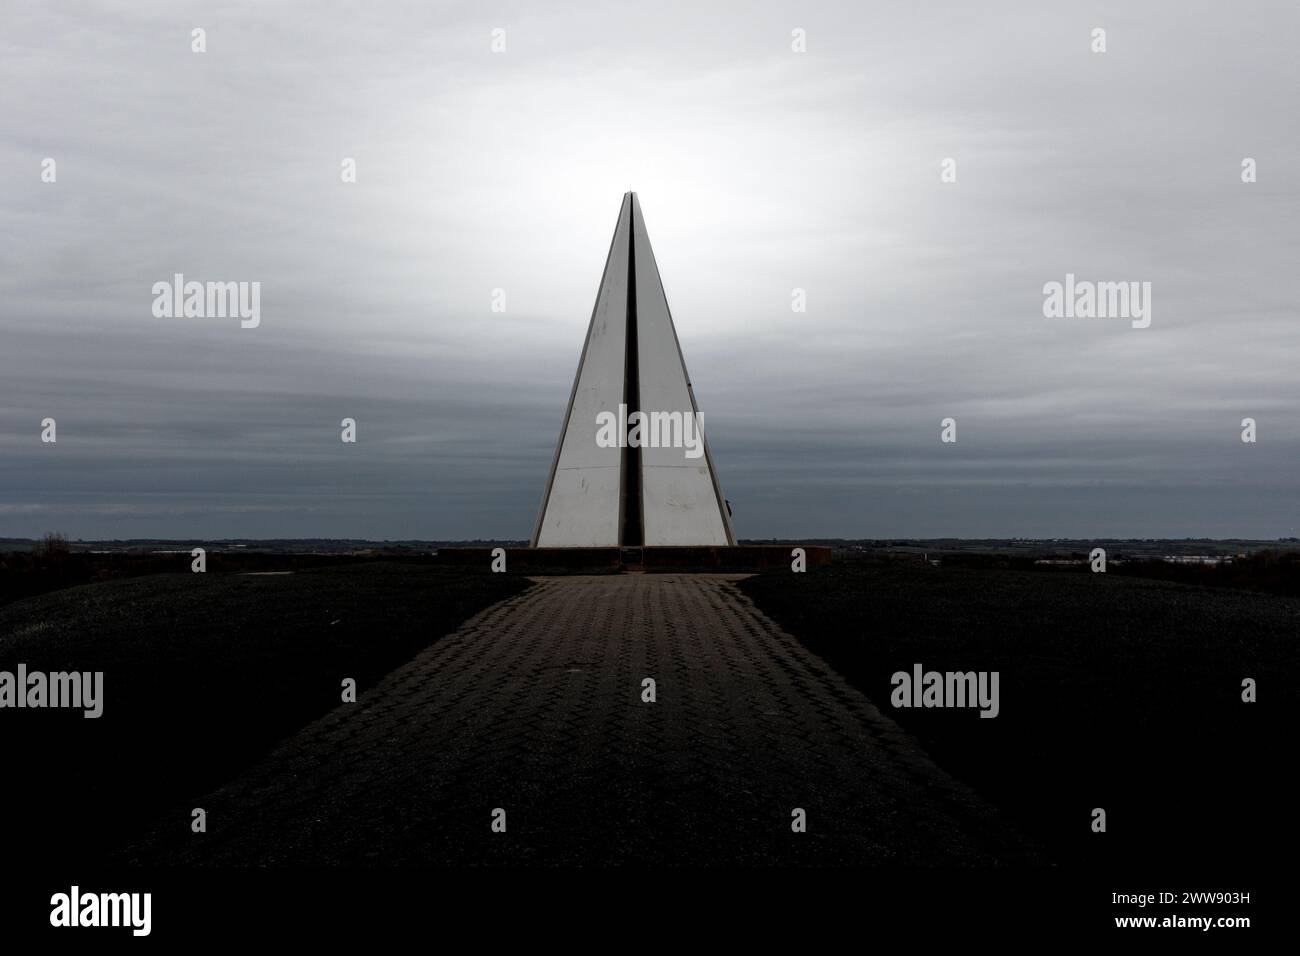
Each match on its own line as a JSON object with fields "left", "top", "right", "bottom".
{"left": 630, "top": 195, "right": 734, "bottom": 546}
{"left": 533, "top": 194, "right": 632, "bottom": 546}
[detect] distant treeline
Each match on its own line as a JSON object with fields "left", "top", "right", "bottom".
{"left": 896, "top": 548, "right": 1300, "bottom": 598}
{"left": 0, "top": 548, "right": 441, "bottom": 609}
{"left": 4, "top": 541, "right": 1299, "bottom": 608}
{"left": 1110, "top": 550, "right": 1300, "bottom": 597}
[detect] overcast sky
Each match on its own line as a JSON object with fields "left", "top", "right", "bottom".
{"left": 2, "top": 0, "right": 1297, "bottom": 540}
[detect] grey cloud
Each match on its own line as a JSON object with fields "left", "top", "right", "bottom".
{"left": 1, "top": 0, "right": 1296, "bottom": 539}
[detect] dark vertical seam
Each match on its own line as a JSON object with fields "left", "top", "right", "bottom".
{"left": 622, "top": 202, "right": 643, "bottom": 546}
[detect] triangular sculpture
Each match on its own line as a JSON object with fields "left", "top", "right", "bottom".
{"left": 532, "top": 193, "right": 736, "bottom": 548}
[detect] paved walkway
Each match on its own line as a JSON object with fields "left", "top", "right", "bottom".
{"left": 131, "top": 575, "right": 1038, "bottom": 866}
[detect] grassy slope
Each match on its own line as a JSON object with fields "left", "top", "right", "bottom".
{"left": 0, "top": 563, "right": 529, "bottom": 860}
{"left": 740, "top": 562, "right": 1299, "bottom": 868}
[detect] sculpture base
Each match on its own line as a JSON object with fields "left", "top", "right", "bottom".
{"left": 434, "top": 545, "right": 831, "bottom": 573}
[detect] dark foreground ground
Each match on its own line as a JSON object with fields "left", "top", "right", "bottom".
{"left": 740, "top": 561, "right": 1299, "bottom": 869}
{"left": 1, "top": 559, "right": 1294, "bottom": 872}
{"left": 0, "top": 564, "right": 528, "bottom": 861}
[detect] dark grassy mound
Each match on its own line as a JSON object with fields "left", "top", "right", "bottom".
{"left": 0, "top": 563, "right": 529, "bottom": 862}
{"left": 739, "top": 562, "right": 1298, "bottom": 869}
{"left": 0, "top": 548, "right": 445, "bottom": 609}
